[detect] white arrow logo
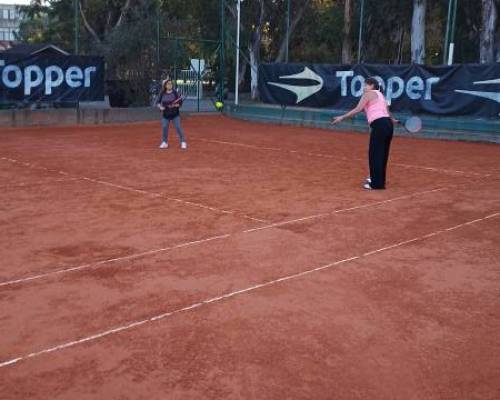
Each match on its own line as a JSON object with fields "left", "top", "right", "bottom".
{"left": 455, "top": 78, "right": 500, "bottom": 104}
{"left": 267, "top": 67, "right": 324, "bottom": 103}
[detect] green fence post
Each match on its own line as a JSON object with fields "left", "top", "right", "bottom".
{"left": 443, "top": 0, "right": 453, "bottom": 64}
{"left": 74, "top": 0, "right": 79, "bottom": 54}
{"left": 174, "top": 38, "right": 178, "bottom": 83}
{"left": 357, "top": 0, "right": 365, "bottom": 64}
{"left": 449, "top": 0, "right": 459, "bottom": 64}
{"left": 198, "top": 58, "right": 201, "bottom": 112}
{"left": 219, "top": 0, "right": 225, "bottom": 102}
{"left": 285, "top": 0, "right": 291, "bottom": 62}
{"left": 156, "top": 2, "right": 161, "bottom": 80}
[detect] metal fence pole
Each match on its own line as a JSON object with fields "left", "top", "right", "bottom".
{"left": 443, "top": 0, "right": 453, "bottom": 64}
{"left": 448, "top": 0, "right": 458, "bottom": 65}
{"left": 156, "top": 3, "right": 161, "bottom": 80}
{"left": 285, "top": 0, "right": 290, "bottom": 62}
{"left": 235, "top": 0, "right": 241, "bottom": 105}
{"left": 219, "top": 0, "right": 225, "bottom": 102}
{"left": 357, "top": 0, "right": 365, "bottom": 64}
{"left": 174, "top": 38, "right": 178, "bottom": 83}
{"left": 74, "top": 0, "right": 79, "bottom": 54}
{"left": 198, "top": 58, "right": 201, "bottom": 112}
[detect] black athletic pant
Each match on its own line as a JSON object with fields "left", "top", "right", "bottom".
{"left": 369, "top": 117, "right": 394, "bottom": 189}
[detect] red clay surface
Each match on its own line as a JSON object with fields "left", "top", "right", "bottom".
{"left": 0, "top": 115, "right": 499, "bottom": 399}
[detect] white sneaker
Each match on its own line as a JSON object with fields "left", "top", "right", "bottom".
{"left": 159, "top": 142, "right": 168, "bottom": 149}
{"left": 181, "top": 142, "right": 187, "bottom": 149}
{"left": 366, "top": 177, "right": 371, "bottom": 184}
{"left": 363, "top": 183, "right": 373, "bottom": 190}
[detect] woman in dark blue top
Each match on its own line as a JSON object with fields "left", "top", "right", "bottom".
{"left": 157, "top": 79, "right": 187, "bottom": 149}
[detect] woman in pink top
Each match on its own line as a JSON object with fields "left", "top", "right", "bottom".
{"left": 332, "top": 77, "right": 396, "bottom": 190}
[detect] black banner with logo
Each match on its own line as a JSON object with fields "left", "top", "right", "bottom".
{"left": 0, "top": 53, "right": 104, "bottom": 103}
{"left": 258, "top": 63, "right": 500, "bottom": 118}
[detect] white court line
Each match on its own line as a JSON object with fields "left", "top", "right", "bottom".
{"left": 81, "top": 176, "right": 266, "bottom": 222}
{"left": 197, "top": 138, "right": 491, "bottom": 178}
{"left": 243, "top": 188, "right": 445, "bottom": 233}
{"left": 390, "top": 162, "right": 490, "bottom": 177}
{"left": 0, "top": 178, "right": 80, "bottom": 190}
{"left": 1, "top": 211, "right": 497, "bottom": 369}
{"left": 80, "top": 177, "right": 161, "bottom": 197}
{"left": 0, "top": 187, "right": 445, "bottom": 288}
{"left": 0, "top": 234, "right": 230, "bottom": 288}
{"left": 0, "top": 156, "right": 267, "bottom": 224}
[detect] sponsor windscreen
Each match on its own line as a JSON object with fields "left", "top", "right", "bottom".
{"left": 259, "top": 63, "right": 500, "bottom": 118}
{"left": 0, "top": 53, "right": 104, "bottom": 103}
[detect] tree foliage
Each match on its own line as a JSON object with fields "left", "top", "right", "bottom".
{"left": 15, "top": 0, "right": 499, "bottom": 102}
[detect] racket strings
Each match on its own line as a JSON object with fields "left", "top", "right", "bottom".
{"left": 405, "top": 116, "right": 422, "bottom": 133}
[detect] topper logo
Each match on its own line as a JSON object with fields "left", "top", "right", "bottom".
{"left": 267, "top": 67, "right": 324, "bottom": 103}
{"left": 455, "top": 78, "right": 500, "bottom": 105}
{"left": 0, "top": 60, "right": 97, "bottom": 96}
{"left": 335, "top": 71, "right": 440, "bottom": 105}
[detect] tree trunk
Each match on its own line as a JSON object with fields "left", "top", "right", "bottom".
{"left": 496, "top": 29, "right": 500, "bottom": 62}
{"left": 249, "top": 46, "right": 258, "bottom": 99}
{"left": 79, "top": 2, "right": 101, "bottom": 44}
{"left": 480, "top": 0, "right": 497, "bottom": 63}
{"left": 341, "top": 0, "right": 353, "bottom": 63}
{"left": 238, "top": 57, "right": 248, "bottom": 88}
{"left": 80, "top": 0, "right": 135, "bottom": 44}
{"left": 115, "top": 0, "right": 133, "bottom": 29}
{"left": 411, "top": 0, "right": 426, "bottom": 64}
{"left": 274, "top": 0, "right": 312, "bottom": 63}
{"left": 249, "top": 0, "right": 265, "bottom": 100}
{"left": 396, "top": 26, "right": 405, "bottom": 64}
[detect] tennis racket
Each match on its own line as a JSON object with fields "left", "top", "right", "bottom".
{"left": 168, "top": 96, "right": 185, "bottom": 107}
{"left": 161, "top": 96, "right": 185, "bottom": 108}
{"left": 397, "top": 116, "right": 422, "bottom": 133}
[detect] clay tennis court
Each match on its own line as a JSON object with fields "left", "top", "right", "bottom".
{"left": 1, "top": 115, "right": 499, "bottom": 399}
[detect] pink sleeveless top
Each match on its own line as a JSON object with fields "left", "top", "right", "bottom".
{"left": 364, "top": 90, "right": 389, "bottom": 124}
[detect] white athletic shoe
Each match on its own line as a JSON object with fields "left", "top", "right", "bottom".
{"left": 363, "top": 183, "right": 373, "bottom": 190}
{"left": 159, "top": 142, "right": 168, "bottom": 149}
{"left": 366, "top": 177, "right": 371, "bottom": 184}
{"left": 181, "top": 142, "right": 187, "bottom": 149}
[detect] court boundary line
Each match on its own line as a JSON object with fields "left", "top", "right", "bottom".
{"left": 0, "top": 177, "right": 81, "bottom": 190}
{"left": 0, "top": 156, "right": 268, "bottom": 224}
{"left": 1, "top": 211, "right": 497, "bottom": 369}
{"left": 0, "top": 234, "right": 231, "bottom": 288}
{"left": 196, "top": 138, "right": 492, "bottom": 178}
{"left": 0, "top": 187, "right": 445, "bottom": 288}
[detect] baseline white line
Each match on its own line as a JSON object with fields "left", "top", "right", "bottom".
{"left": 1, "top": 211, "right": 497, "bottom": 369}
{"left": 0, "top": 156, "right": 268, "bottom": 224}
{"left": 84, "top": 176, "right": 266, "bottom": 223}
{"left": 0, "top": 187, "right": 444, "bottom": 288}
{"left": 0, "top": 178, "right": 80, "bottom": 190}
{"left": 243, "top": 187, "right": 445, "bottom": 233}
{"left": 198, "top": 138, "right": 491, "bottom": 178}
{"left": 0, "top": 234, "right": 230, "bottom": 288}
{"left": 391, "top": 162, "right": 490, "bottom": 177}
{"left": 80, "top": 177, "right": 161, "bottom": 197}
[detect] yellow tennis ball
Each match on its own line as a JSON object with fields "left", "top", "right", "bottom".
{"left": 215, "top": 101, "right": 224, "bottom": 109}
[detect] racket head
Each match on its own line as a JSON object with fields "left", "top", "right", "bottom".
{"left": 404, "top": 116, "right": 422, "bottom": 133}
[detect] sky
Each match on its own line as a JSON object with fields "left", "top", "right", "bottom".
{"left": 1, "top": 0, "right": 32, "bottom": 4}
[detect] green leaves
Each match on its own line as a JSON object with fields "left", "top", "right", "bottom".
{"left": 15, "top": 0, "right": 497, "bottom": 105}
